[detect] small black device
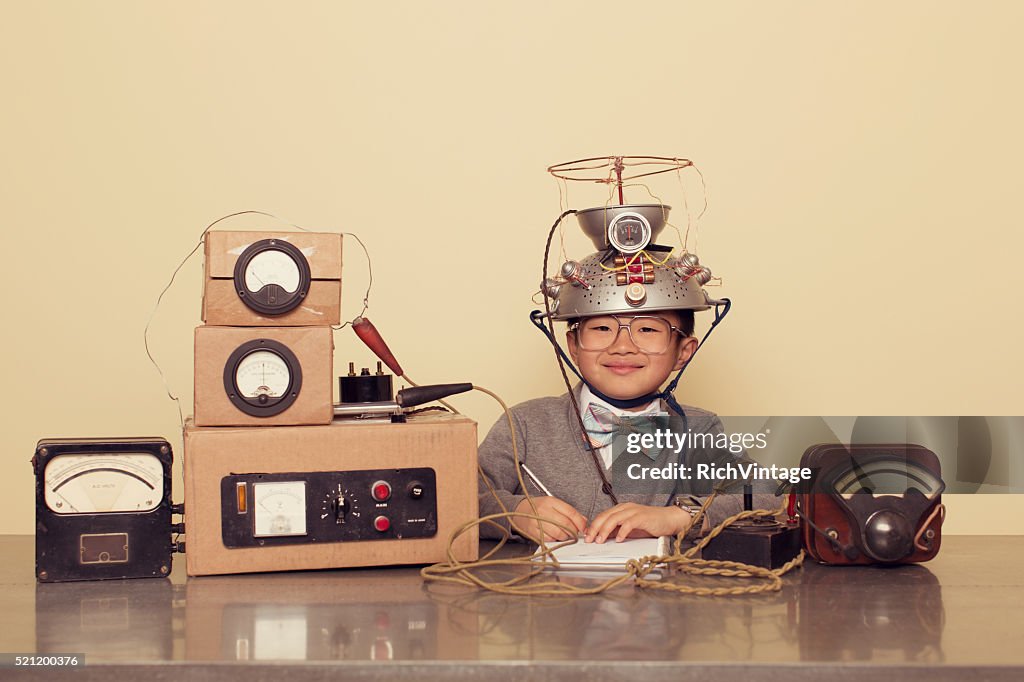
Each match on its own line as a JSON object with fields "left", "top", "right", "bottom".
{"left": 232, "top": 238, "right": 312, "bottom": 315}
{"left": 701, "top": 485, "right": 802, "bottom": 569}
{"left": 33, "top": 438, "right": 179, "bottom": 582}
{"left": 339, "top": 362, "right": 394, "bottom": 404}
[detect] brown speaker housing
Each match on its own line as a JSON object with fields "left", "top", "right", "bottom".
{"left": 800, "top": 443, "right": 944, "bottom": 565}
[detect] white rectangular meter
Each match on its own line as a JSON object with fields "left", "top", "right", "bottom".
{"left": 252, "top": 481, "right": 307, "bottom": 537}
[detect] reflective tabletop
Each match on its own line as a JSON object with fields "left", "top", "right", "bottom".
{"left": 2, "top": 535, "right": 1023, "bottom": 681}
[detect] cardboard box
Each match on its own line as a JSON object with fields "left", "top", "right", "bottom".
{"left": 194, "top": 325, "right": 334, "bottom": 427}
{"left": 203, "top": 230, "right": 343, "bottom": 326}
{"left": 183, "top": 414, "right": 479, "bottom": 576}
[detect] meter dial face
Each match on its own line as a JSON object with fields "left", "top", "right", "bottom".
{"left": 244, "top": 250, "right": 301, "bottom": 295}
{"left": 607, "top": 212, "right": 652, "bottom": 255}
{"left": 253, "top": 481, "right": 307, "bottom": 537}
{"left": 232, "top": 239, "right": 311, "bottom": 316}
{"left": 43, "top": 453, "right": 164, "bottom": 514}
{"left": 832, "top": 458, "right": 945, "bottom": 498}
{"left": 224, "top": 339, "right": 303, "bottom": 417}
{"left": 235, "top": 350, "right": 291, "bottom": 399}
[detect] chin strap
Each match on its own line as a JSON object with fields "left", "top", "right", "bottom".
{"left": 529, "top": 310, "right": 583, "bottom": 383}
{"left": 661, "top": 298, "right": 731, "bottom": 417}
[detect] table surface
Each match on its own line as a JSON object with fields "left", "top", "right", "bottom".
{"left": 2, "top": 534, "right": 1023, "bottom": 681}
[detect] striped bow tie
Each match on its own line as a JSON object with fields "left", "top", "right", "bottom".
{"left": 582, "top": 403, "right": 662, "bottom": 458}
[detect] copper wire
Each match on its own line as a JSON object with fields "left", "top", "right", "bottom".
{"left": 548, "top": 156, "right": 696, "bottom": 184}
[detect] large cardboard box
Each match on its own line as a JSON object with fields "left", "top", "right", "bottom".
{"left": 194, "top": 325, "right": 334, "bottom": 427}
{"left": 203, "top": 230, "right": 343, "bottom": 326}
{"left": 183, "top": 414, "right": 479, "bottom": 576}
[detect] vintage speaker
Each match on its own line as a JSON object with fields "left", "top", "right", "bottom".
{"left": 799, "top": 443, "right": 945, "bottom": 565}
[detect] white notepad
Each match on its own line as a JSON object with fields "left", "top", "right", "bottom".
{"left": 532, "top": 536, "right": 670, "bottom": 572}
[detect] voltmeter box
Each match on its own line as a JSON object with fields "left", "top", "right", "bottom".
{"left": 203, "top": 230, "right": 343, "bottom": 326}
{"left": 33, "top": 437, "right": 175, "bottom": 582}
{"left": 193, "top": 325, "right": 334, "bottom": 427}
{"left": 182, "top": 414, "right": 479, "bottom": 576}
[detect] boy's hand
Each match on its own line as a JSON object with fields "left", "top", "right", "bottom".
{"left": 513, "top": 496, "right": 588, "bottom": 542}
{"left": 584, "top": 503, "right": 693, "bottom": 543}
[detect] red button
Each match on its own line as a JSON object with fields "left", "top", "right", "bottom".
{"left": 372, "top": 481, "right": 392, "bottom": 501}
{"left": 374, "top": 515, "right": 390, "bottom": 532}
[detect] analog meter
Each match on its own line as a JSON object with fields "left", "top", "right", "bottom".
{"left": 607, "top": 211, "right": 652, "bottom": 255}
{"left": 223, "top": 339, "right": 303, "bottom": 417}
{"left": 232, "top": 239, "right": 311, "bottom": 315}
{"left": 33, "top": 438, "right": 176, "bottom": 582}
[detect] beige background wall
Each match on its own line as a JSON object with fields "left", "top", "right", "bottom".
{"left": 2, "top": 1, "right": 1021, "bottom": 535}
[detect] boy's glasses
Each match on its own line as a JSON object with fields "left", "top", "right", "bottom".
{"left": 569, "top": 315, "right": 686, "bottom": 354}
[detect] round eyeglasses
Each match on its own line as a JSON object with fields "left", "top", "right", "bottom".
{"left": 568, "top": 315, "right": 686, "bottom": 354}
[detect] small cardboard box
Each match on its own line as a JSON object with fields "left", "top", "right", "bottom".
{"left": 203, "top": 230, "right": 343, "bottom": 326}
{"left": 194, "top": 325, "right": 334, "bottom": 427}
{"left": 183, "top": 414, "right": 480, "bottom": 576}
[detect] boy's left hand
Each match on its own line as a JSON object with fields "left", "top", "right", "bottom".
{"left": 584, "top": 503, "right": 692, "bottom": 543}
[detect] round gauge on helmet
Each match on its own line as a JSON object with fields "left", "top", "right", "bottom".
{"left": 223, "top": 339, "right": 303, "bottom": 417}
{"left": 43, "top": 452, "right": 165, "bottom": 515}
{"left": 607, "top": 212, "right": 652, "bottom": 255}
{"left": 232, "top": 239, "right": 311, "bottom": 315}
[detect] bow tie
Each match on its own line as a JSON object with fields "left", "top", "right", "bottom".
{"left": 582, "top": 403, "right": 663, "bottom": 458}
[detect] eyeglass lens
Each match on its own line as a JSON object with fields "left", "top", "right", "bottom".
{"left": 577, "top": 316, "right": 673, "bottom": 353}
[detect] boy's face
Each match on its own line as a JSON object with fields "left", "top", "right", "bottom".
{"left": 566, "top": 311, "right": 699, "bottom": 405}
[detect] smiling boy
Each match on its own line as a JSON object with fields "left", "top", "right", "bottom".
{"left": 477, "top": 204, "right": 772, "bottom": 545}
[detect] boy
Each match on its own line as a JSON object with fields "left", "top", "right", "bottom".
{"left": 477, "top": 205, "right": 774, "bottom": 544}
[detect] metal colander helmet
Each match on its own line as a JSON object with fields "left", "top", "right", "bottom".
{"left": 543, "top": 204, "right": 720, "bottom": 320}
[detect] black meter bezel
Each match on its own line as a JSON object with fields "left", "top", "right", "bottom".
{"left": 223, "top": 338, "right": 303, "bottom": 417}
{"left": 232, "top": 238, "right": 312, "bottom": 315}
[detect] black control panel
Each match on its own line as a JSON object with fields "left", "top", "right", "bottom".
{"left": 220, "top": 468, "right": 437, "bottom": 548}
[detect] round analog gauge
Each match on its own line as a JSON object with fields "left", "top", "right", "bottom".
{"left": 224, "top": 339, "right": 303, "bottom": 417}
{"left": 43, "top": 453, "right": 164, "bottom": 514}
{"left": 233, "top": 239, "right": 311, "bottom": 315}
{"left": 607, "top": 212, "right": 652, "bottom": 255}
{"left": 244, "top": 250, "right": 301, "bottom": 295}
{"left": 235, "top": 350, "right": 291, "bottom": 399}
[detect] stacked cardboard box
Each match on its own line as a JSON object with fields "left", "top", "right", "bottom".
{"left": 183, "top": 230, "right": 478, "bottom": 576}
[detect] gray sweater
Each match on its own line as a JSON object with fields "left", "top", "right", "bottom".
{"left": 477, "top": 386, "right": 779, "bottom": 539}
